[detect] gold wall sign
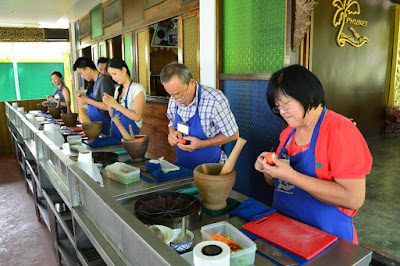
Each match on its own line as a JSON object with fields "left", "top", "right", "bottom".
{"left": 0, "top": 27, "right": 45, "bottom": 42}
{"left": 332, "top": 0, "right": 370, "bottom": 47}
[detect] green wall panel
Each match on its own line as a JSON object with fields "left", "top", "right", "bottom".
{"left": 0, "top": 63, "right": 16, "bottom": 101}
{"left": 100, "top": 43, "right": 106, "bottom": 57}
{"left": 91, "top": 6, "right": 103, "bottom": 39}
{"left": 124, "top": 35, "right": 133, "bottom": 76}
{"left": 222, "top": 0, "right": 286, "bottom": 73}
{"left": 17, "top": 62, "right": 64, "bottom": 100}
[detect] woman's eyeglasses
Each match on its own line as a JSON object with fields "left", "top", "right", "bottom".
{"left": 272, "top": 98, "right": 293, "bottom": 113}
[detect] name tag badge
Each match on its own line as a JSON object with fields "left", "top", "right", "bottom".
{"left": 177, "top": 123, "right": 189, "bottom": 135}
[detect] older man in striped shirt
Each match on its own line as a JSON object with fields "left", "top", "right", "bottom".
{"left": 161, "top": 62, "right": 239, "bottom": 170}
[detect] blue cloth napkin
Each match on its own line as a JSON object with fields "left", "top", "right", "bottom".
{"left": 141, "top": 162, "right": 193, "bottom": 183}
{"left": 229, "top": 198, "right": 276, "bottom": 220}
{"left": 240, "top": 229, "right": 338, "bottom": 266}
{"left": 84, "top": 137, "right": 120, "bottom": 148}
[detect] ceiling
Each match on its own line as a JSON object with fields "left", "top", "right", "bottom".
{"left": 0, "top": 0, "right": 103, "bottom": 29}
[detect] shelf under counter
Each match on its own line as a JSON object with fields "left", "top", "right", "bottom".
{"left": 37, "top": 196, "right": 50, "bottom": 231}
{"left": 58, "top": 238, "right": 80, "bottom": 266}
{"left": 38, "top": 160, "right": 71, "bottom": 208}
{"left": 24, "top": 139, "right": 37, "bottom": 161}
{"left": 72, "top": 207, "right": 130, "bottom": 265}
{"left": 44, "top": 190, "right": 75, "bottom": 246}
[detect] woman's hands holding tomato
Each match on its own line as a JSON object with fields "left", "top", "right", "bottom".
{"left": 102, "top": 92, "right": 119, "bottom": 108}
{"left": 264, "top": 152, "right": 276, "bottom": 166}
{"left": 46, "top": 95, "right": 55, "bottom": 103}
{"left": 255, "top": 151, "right": 294, "bottom": 183}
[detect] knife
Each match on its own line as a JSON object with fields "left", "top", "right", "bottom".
{"left": 254, "top": 239, "right": 298, "bottom": 266}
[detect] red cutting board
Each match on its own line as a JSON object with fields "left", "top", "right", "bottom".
{"left": 68, "top": 126, "right": 83, "bottom": 132}
{"left": 242, "top": 212, "right": 338, "bottom": 260}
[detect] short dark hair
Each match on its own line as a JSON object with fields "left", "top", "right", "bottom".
{"left": 267, "top": 64, "right": 326, "bottom": 118}
{"left": 50, "top": 71, "right": 63, "bottom": 78}
{"left": 98, "top": 57, "right": 109, "bottom": 64}
{"left": 73, "top": 57, "right": 96, "bottom": 71}
{"left": 106, "top": 58, "right": 131, "bottom": 77}
{"left": 160, "top": 62, "right": 193, "bottom": 84}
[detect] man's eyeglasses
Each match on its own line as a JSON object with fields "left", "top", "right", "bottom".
{"left": 168, "top": 83, "right": 189, "bottom": 100}
{"left": 272, "top": 98, "right": 293, "bottom": 114}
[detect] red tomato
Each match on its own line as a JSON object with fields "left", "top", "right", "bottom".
{"left": 178, "top": 137, "right": 186, "bottom": 145}
{"left": 264, "top": 152, "right": 276, "bottom": 166}
{"left": 228, "top": 243, "right": 242, "bottom": 251}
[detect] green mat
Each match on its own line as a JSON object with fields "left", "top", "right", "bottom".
{"left": 113, "top": 149, "right": 128, "bottom": 155}
{"left": 201, "top": 198, "right": 241, "bottom": 216}
{"left": 176, "top": 187, "right": 199, "bottom": 194}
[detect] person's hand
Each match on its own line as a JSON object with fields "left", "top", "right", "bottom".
{"left": 46, "top": 95, "right": 54, "bottom": 103}
{"left": 255, "top": 152, "right": 268, "bottom": 172}
{"left": 42, "top": 101, "right": 49, "bottom": 107}
{"left": 168, "top": 129, "right": 182, "bottom": 146}
{"left": 77, "top": 94, "right": 88, "bottom": 106}
{"left": 261, "top": 153, "right": 294, "bottom": 182}
{"left": 177, "top": 136, "right": 201, "bottom": 152}
{"left": 102, "top": 92, "right": 118, "bottom": 108}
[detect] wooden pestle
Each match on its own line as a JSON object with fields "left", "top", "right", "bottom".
{"left": 202, "top": 164, "right": 209, "bottom": 175}
{"left": 66, "top": 101, "right": 71, "bottom": 114}
{"left": 129, "top": 124, "right": 135, "bottom": 139}
{"left": 112, "top": 116, "right": 132, "bottom": 140}
{"left": 220, "top": 137, "right": 247, "bottom": 175}
{"left": 80, "top": 106, "right": 91, "bottom": 123}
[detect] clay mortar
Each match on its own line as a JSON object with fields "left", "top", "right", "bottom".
{"left": 61, "top": 113, "right": 78, "bottom": 127}
{"left": 121, "top": 135, "right": 149, "bottom": 161}
{"left": 193, "top": 163, "right": 236, "bottom": 210}
{"left": 37, "top": 104, "right": 48, "bottom": 112}
{"left": 48, "top": 107, "right": 62, "bottom": 118}
{"left": 82, "top": 121, "right": 103, "bottom": 140}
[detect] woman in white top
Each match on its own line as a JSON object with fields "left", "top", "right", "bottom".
{"left": 103, "top": 58, "right": 146, "bottom": 139}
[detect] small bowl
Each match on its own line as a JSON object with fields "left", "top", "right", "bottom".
{"left": 170, "top": 229, "right": 194, "bottom": 253}
{"left": 54, "top": 202, "right": 67, "bottom": 213}
{"left": 153, "top": 225, "right": 174, "bottom": 244}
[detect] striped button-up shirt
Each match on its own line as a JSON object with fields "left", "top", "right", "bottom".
{"left": 167, "top": 82, "right": 238, "bottom": 162}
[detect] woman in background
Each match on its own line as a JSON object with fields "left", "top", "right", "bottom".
{"left": 42, "top": 71, "right": 71, "bottom": 113}
{"left": 103, "top": 58, "right": 146, "bottom": 139}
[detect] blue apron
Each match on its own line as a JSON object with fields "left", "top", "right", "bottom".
{"left": 273, "top": 107, "right": 354, "bottom": 242}
{"left": 174, "top": 84, "right": 221, "bottom": 170}
{"left": 52, "top": 84, "right": 67, "bottom": 113}
{"left": 110, "top": 81, "right": 140, "bottom": 139}
{"left": 86, "top": 73, "right": 110, "bottom": 135}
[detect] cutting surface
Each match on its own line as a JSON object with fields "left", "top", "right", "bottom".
{"left": 242, "top": 212, "right": 338, "bottom": 260}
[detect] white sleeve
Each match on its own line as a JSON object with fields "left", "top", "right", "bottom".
{"left": 127, "top": 83, "right": 146, "bottom": 110}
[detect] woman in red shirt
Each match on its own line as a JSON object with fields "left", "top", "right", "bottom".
{"left": 254, "top": 65, "right": 372, "bottom": 244}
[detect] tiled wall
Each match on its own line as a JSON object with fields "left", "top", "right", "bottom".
{"left": 223, "top": 80, "right": 283, "bottom": 206}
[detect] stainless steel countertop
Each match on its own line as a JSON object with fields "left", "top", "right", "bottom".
{"left": 62, "top": 142, "right": 372, "bottom": 265}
